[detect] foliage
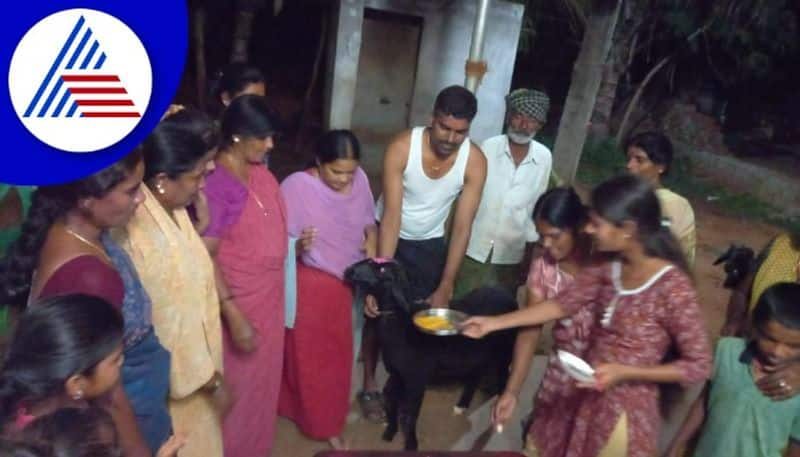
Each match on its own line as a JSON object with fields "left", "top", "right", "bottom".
{"left": 509, "top": 0, "right": 590, "bottom": 54}
{"left": 574, "top": 138, "right": 625, "bottom": 184}
{"left": 652, "top": 0, "right": 799, "bottom": 88}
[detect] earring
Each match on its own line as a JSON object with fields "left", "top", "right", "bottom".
{"left": 232, "top": 136, "right": 241, "bottom": 143}
{"left": 72, "top": 390, "right": 83, "bottom": 400}
{"left": 156, "top": 183, "right": 165, "bottom": 195}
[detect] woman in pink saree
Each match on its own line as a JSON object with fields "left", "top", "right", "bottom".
{"left": 202, "top": 95, "right": 287, "bottom": 457}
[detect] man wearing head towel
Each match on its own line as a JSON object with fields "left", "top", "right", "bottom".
{"left": 453, "top": 88, "right": 552, "bottom": 299}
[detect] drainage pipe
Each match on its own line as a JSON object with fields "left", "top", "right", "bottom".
{"left": 465, "top": 0, "right": 490, "bottom": 93}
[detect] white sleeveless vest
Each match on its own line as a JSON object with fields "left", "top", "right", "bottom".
{"left": 375, "top": 126, "right": 470, "bottom": 240}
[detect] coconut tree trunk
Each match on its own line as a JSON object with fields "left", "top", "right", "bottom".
{"left": 589, "top": 0, "right": 647, "bottom": 140}
{"left": 589, "top": 62, "right": 624, "bottom": 139}
{"left": 552, "top": 0, "right": 623, "bottom": 184}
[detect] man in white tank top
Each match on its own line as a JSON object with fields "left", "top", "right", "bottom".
{"left": 358, "top": 87, "right": 486, "bottom": 418}
{"left": 373, "top": 86, "right": 487, "bottom": 307}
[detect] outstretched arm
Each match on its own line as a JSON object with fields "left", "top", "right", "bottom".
{"left": 427, "top": 146, "right": 487, "bottom": 308}
{"left": 461, "top": 299, "right": 567, "bottom": 338}
{"left": 492, "top": 288, "right": 547, "bottom": 428}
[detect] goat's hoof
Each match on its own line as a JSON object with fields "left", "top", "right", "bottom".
{"left": 382, "top": 428, "right": 397, "bottom": 442}
{"left": 453, "top": 406, "right": 466, "bottom": 416}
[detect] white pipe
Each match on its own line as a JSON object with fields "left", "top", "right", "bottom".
{"left": 465, "top": 0, "right": 490, "bottom": 92}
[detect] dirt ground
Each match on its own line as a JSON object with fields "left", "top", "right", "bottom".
{"left": 272, "top": 193, "right": 783, "bottom": 457}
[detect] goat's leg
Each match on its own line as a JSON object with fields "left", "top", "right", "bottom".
{"left": 400, "top": 381, "right": 426, "bottom": 451}
{"left": 381, "top": 374, "right": 401, "bottom": 442}
{"left": 455, "top": 369, "right": 482, "bottom": 415}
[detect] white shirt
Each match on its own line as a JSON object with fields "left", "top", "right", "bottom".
{"left": 465, "top": 135, "right": 552, "bottom": 264}
{"left": 375, "top": 127, "right": 471, "bottom": 240}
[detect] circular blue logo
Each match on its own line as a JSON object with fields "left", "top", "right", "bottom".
{"left": 2, "top": 1, "right": 187, "bottom": 185}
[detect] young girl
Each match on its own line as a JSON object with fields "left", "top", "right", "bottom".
{"left": 463, "top": 175, "right": 712, "bottom": 457}
{"left": 668, "top": 282, "right": 800, "bottom": 457}
{"left": 18, "top": 407, "right": 122, "bottom": 457}
{"left": 0, "top": 294, "right": 183, "bottom": 456}
{"left": 0, "top": 153, "right": 172, "bottom": 457}
{"left": 491, "top": 188, "right": 596, "bottom": 456}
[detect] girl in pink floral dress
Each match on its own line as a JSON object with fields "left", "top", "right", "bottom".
{"left": 464, "top": 175, "right": 712, "bottom": 457}
{"left": 490, "top": 188, "right": 596, "bottom": 456}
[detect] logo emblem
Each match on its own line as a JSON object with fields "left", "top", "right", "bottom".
{"left": 8, "top": 8, "right": 152, "bottom": 153}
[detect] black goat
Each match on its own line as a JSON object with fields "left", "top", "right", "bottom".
{"left": 345, "top": 258, "right": 517, "bottom": 451}
{"left": 714, "top": 244, "right": 755, "bottom": 288}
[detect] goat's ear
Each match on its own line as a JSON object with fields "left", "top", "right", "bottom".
{"left": 713, "top": 245, "right": 734, "bottom": 265}
{"left": 344, "top": 259, "right": 375, "bottom": 284}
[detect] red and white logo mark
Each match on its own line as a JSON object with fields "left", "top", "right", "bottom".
{"left": 8, "top": 9, "right": 152, "bottom": 152}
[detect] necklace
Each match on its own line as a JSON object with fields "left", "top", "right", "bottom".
{"left": 64, "top": 228, "right": 111, "bottom": 262}
{"left": 249, "top": 189, "right": 269, "bottom": 216}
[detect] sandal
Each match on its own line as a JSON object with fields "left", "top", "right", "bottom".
{"left": 357, "top": 390, "right": 386, "bottom": 423}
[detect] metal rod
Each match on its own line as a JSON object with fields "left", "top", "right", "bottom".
{"left": 465, "top": 0, "right": 490, "bottom": 92}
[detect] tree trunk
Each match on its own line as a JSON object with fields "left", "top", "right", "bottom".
{"left": 192, "top": 5, "right": 207, "bottom": 109}
{"left": 589, "top": 62, "right": 624, "bottom": 139}
{"left": 589, "top": 0, "right": 646, "bottom": 140}
{"left": 552, "top": 0, "right": 623, "bottom": 184}
{"left": 230, "top": 9, "right": 256, "bottom": 63}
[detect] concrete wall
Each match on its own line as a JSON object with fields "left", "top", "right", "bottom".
{"left": 323, "top": 0, "right": 364, "bottom": 130}
{"left": 326, "top": 0, "right": 524, "bottom": 143}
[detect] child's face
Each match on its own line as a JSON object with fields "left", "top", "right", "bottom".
{"left": 83, "top": 346, "right": 124, "bottom": 397}
{"left": 755, "top": 320, "right": 800, "bottom": 367}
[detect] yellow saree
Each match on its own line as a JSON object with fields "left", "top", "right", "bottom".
{"left": 114, "top": 186, "right": 224, "bottom": 457}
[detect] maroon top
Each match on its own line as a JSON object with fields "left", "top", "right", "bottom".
{"left": 554, "top": 261, "right": 712, "bottom": 457}
{"left": 38, "top": 255, "right": 124, "bottom": 308}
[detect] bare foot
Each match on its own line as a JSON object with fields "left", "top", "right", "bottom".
{"left": 328, "top": 436, "right": 348, "bottom": 450}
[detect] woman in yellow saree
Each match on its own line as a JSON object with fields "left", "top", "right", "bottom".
{"left": 115, "top": 112, "right": 231, "bottom": 457}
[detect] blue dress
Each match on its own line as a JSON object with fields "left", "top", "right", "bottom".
{"left": 103, "top": 233, "right": 172, "bottom": 453}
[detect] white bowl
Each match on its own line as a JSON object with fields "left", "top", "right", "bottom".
{"left": 557, "top": 350, "right": 595, "bottom": 382}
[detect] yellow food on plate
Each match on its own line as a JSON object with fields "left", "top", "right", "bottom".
{"left": 414, "top": 315, "right": 455, "bottom": 332}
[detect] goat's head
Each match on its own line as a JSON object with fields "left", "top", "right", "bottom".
{"left": 344, "top": 258, "right": 413, "bottom": 314}
{"left": 713, "top": 244, "right": 755, "bottom": 289}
